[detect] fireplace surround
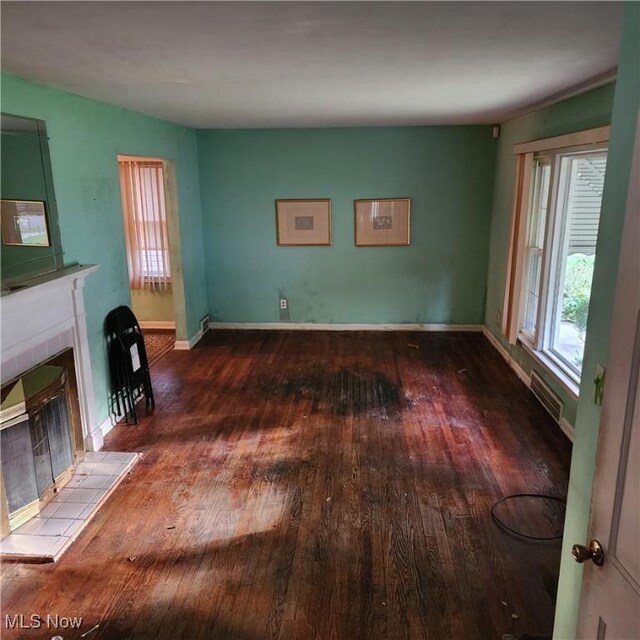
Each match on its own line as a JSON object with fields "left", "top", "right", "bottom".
{"left": 1, "top": 349, "right": 84, "bottom": 533}
{"left": 1, "top": 265, "right": 103, "bottom": 538}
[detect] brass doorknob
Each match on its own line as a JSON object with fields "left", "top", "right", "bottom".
{"left": 572, "top": 539, "right": 604, "bottom": 566}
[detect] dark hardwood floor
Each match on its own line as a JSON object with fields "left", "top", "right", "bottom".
{"left": 1, "top": 330, "right": 572, "bottom": 640}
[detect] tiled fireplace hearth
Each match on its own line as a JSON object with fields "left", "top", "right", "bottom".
{"left": 0, "top": 451, "right": 138, "bottom": 561}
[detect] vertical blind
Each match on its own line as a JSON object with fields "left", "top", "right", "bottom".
{"left": 118, "top": 159, "right": 171, "bottom": 291}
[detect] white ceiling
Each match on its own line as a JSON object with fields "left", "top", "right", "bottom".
{"left": 1, "top": 1, "right": 623, "bottom": 129}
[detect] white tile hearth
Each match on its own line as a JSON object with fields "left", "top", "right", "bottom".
{"left": 0, "top": 451, "right": 139, "bottom": 562}
{"left": 52, "top": 487, "right": 102, "bottom": 504}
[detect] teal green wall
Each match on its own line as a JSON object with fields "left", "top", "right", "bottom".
{"left": 0, "top": 73, "right": 208, "bottom": 426}
{"left": 484, "top": 83, "right": 616, "bottom": 429}
{"left": 198, "top": 127, "right": 497, "bottom": 324}
{"left": 554, "top": 4, "right": 640, "bottom": 638}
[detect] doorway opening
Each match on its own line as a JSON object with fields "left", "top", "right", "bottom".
{"left": 117, "top": 156, "right": 185, "bottom": 366}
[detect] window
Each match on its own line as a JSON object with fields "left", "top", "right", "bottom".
{"left": 521, "top": 159, "right": 551, "bottom": 339}
{"left": 541, "top": 151, "right": 607, "bottom": 376}
{"left": 118, "top": 158, "right": 171, "bottom": 290}
{"left": 502, "top": 127, "right": 609, "bottom": 387}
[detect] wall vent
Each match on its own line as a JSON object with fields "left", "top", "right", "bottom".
{"left": 199, "top": 314, "right": 210, "bottom": 335}
{"left": 530, "top": 370, "right": 563, "bottom": 424}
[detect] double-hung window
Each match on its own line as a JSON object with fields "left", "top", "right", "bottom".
{"left": 502, "top": 127, "right": 609, "bottom": 388}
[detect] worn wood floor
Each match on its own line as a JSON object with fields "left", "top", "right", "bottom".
{"left": 1, "top": 331, "right": 572, "bottom": 640}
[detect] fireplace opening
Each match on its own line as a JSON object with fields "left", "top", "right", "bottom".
{"left": 1, "top": 349, "right": 83, "bottom": 534}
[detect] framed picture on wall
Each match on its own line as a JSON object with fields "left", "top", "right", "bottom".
{"left": 354, "top": 198, "right": 411, "bottom": 246}
{"left": 275, "top": 199, "right": 331, "bottom": 246}
{"left": 1, "top": 199, "right": 51, "bottom": 247}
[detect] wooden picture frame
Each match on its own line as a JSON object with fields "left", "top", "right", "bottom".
{"left": 1, "top": 199, "right": 51, "bottom": 247}
{"left": 276, "top": 199, "right": 331, "bottom": 246}
{"left": 354, "top": 198, "right": 411, "bottom": 246}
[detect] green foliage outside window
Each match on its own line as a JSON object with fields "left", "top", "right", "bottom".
{"left": 562, "top": 254, "right": 595, "bottom": 337}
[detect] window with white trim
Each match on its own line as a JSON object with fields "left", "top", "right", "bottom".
{"left": 502, "top": 128, "right": 608, "bottom": 386}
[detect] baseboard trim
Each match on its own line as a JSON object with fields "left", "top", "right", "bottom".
{"left": 88, "top": 412, "right": 121, "bottom": 451}
{"left": 209, "top": 322, "right": 484, "bottom": 332}
{"left": 174, "top": 328, "right": 204, "bottom": 350}
{"left": 139, "top": 321, "right": 176, "bottom": 330}
{"left": 482, "top": 327, "right": 530, "bottom": 387}
{"left": 559, "top": 417, "right": 575, "bottom": 442}
{"left": 482, "top": 327, "right": 574, "bottom": 442}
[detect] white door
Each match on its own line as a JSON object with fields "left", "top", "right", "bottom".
{"left": 576, "top": 113, "right": 640, "bottom": 639}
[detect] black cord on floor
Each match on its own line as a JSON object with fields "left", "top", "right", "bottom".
{"left": 491, "top": 493, "right": 567, "bottom": 541}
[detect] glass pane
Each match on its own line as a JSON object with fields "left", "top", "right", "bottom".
{"left": 523, "top": 249, "right": 542, "bottom": 333}
{"left": 522, "top": 161, "right": 551, "bottom": 337}
{"left": 141, "top": 247, "right": 170, "bottom": 277}
{"left": 45, "top": 394, "right": 74, "bottom": 479}
{"left": 549, "top": 152, "right": 607, "bottom": 375}
{"left": 29, "top": 408, "right": 55, "bottom": 496}
{"left": 0, "top": 418, "right": 39, "bottom": 513}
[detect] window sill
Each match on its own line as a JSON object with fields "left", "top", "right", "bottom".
{"left": 519, "top": 341, "right": 580, "bottom": 401}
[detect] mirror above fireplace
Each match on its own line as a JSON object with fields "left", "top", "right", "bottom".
{"left": 0, "top": 113, "right": 64, "bottom": 283}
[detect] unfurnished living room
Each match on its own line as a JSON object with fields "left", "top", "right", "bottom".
{"left": 0, "top": 2, "right": 638, "bottom": 639}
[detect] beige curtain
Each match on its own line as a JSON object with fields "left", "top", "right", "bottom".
{"left": 118, "top": 160, "right": 171, "bottom": 291}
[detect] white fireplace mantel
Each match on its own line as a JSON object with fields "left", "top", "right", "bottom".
{"left": 1, "top": 264, "right": 103, "bottom": 451}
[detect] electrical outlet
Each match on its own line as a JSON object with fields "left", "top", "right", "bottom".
{"left": 495, "top": 311, "right": 501, "bottom": 326}
{"left": 280, "top": 298, "right": 287, "bottom": 310}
